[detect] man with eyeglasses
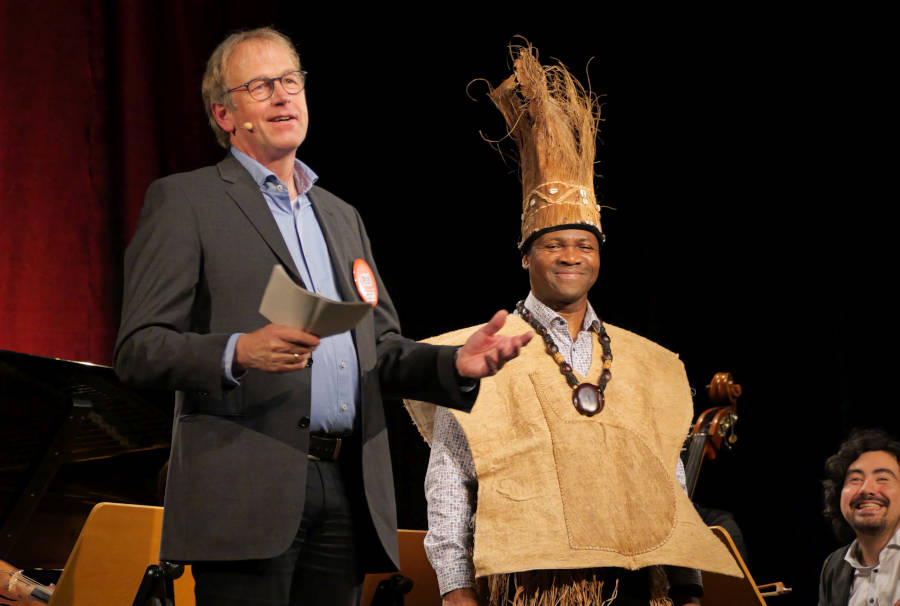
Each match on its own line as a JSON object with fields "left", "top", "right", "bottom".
{"left": 114, "top": 27, "right": 531, "bottom": 606}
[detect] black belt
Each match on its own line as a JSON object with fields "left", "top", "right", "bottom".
{"left": 308, "top": 434, "right": 348, "bottom": 461}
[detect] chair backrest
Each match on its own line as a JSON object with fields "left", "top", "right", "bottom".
{"left": 701, "top": 525, "right": 767, "bottom": 606}
{"left": 361, "top": 529, "right": 440, "bottom": 606}
{"left": 48, "top": 502, "right": 194, "bottom": 606}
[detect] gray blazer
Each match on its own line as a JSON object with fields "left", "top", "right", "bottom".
{"left": 114, "top": 154, "right": 473, "bottom": 568}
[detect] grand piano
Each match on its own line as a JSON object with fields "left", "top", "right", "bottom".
{"left": 0, "top": 349, "right": 174, "bottom": 570}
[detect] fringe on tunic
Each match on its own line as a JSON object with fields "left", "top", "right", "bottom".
{"left": 477, "top": 566, "right": 674, "bottom": 606}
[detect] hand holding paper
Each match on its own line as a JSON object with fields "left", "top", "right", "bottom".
{"left": 235, "top": 324, "right": 319, "bottom": 373}
{"left": 259, "top": 265, "right": 373, "bottom": 338}
{"left": 240, "top": 265, "right": 375, "bottom": 374}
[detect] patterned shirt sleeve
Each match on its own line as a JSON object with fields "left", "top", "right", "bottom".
{"left": 424, "top": 406, "right": 478, "bottom": 595}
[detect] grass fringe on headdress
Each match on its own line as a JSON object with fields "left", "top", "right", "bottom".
{"left": 488, "top": 41, "right": 602, "bottom": 207}
{"left": 486, "top": 40, "right": 605, "bottom": 250}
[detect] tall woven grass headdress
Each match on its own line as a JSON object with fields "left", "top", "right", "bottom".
{"left": 486, "top": 43, "right": 604, "bottom": 252}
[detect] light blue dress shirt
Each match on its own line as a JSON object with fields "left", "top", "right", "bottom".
{"left": 223, "top": 147, "right": 359, "bottom": 433}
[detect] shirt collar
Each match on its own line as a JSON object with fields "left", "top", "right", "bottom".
{"left": 844, "top": 524, "right": 900, "bottom": 569}
{"left": 523, "top": 291, "right": 599, "bottom": 334}
{"left": 230, "top": 147, "right": 318, "bottom": 198}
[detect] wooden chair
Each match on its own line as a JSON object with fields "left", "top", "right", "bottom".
{"left": 48, "top": 502, "right": 194, "bottom": 606}
{"left": 701, "top": 526, "right": 791, "bottom": 605}
{"left": 51, "top": 507, "right": 431, "bottom": 606}
{"left": 361, "top": 529, "right": 440, "bottom": 606}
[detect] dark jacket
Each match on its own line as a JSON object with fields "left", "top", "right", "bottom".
{"left": 818, "top": 544, "right": 853, "bottom": 606}
{"left": 114, "top": 155, "right": 474, "bottom": 569}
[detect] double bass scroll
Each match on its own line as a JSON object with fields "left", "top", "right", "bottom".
{"left": 683, "top": 372, "right": 741, "bottom": 498}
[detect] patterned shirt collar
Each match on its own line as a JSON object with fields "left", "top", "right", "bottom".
{"left": 522, "top": 291, "right": 599, "bottom": 333}
{"left": 520, "top": 292, "right": 599, "bottom": 376}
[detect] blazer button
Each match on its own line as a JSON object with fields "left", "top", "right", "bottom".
{"left": 297, "top": 417, "right": 310, "bottom": 428}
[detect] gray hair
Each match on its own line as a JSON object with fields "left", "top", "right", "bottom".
{"left": 201, "top": 27, "right": 301, "bottom": 148}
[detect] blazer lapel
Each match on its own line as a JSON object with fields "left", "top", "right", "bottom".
{"left": 217, "top": 155, "right": 305, "bottom": 286}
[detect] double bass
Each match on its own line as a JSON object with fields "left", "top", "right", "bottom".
{"left": 681, "top": 372, "right": 791, "bottom": 603}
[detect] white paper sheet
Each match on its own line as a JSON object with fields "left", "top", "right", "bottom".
{"left": 258, "top": 265, "right": 372, "bottom": 337}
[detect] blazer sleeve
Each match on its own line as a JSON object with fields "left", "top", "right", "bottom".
{"left": 113, "top": 177, "right": 231, "bottom": 397}
{"left": 350, "top": 206, "right": 477, "bottom": 412}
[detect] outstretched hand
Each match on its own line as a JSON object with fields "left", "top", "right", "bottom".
{"left": 455, "top": 310, "right": 533, "bottom": 379}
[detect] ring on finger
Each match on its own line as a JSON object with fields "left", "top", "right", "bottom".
{"left": 293, "top": 353, "right": 300, "bottom": 362}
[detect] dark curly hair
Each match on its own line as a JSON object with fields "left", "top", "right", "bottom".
{"left": 823, "top": 428, "right": 900, "bottom": 542}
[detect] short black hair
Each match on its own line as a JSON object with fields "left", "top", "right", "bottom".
{"left": 822, "top": 428, "right": 900, "bottom": 542}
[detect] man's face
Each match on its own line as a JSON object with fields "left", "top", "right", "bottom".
{"left": 212, "top": 39, "right": 309, "bottom": 165}
{"left": 522, "top": 229, "right": 600, "bottom": 310}
{"left": 840, "top": 450, "right": 900, "bottom": 538}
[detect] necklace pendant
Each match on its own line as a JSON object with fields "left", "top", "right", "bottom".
{"left": 573, "top": 383, "right": 604, "bottom": 416}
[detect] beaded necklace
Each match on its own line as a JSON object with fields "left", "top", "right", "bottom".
{"left": 515, "top": 300, "right": 612, "bottom": 416}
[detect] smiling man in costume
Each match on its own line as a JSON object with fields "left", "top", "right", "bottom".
{"left": 114, "top": 27, "right": 532, "bottom": 606}
{"left": 405, "top": 44, "right": 741, "bottom": 606}
{"left": 819, "top": 428, "right": 900, "bottom": 606}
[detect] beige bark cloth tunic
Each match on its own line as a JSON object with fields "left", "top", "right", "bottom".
{"left": 405, "top": 315, "right": 741, "bottom": 579}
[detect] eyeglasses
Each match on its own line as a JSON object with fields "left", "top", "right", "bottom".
{"left": 228, "top": 70, "right": 307, "bottom": 101}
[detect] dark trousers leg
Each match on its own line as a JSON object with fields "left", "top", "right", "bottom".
{"left": 291, "top": 460, "right": 362, "bottom": 605}
{"left": 192, "top": 460, "right": 362, "bottom": 606}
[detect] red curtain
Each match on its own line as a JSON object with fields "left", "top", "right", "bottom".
{"left": 0, "top": 1, "right": 236, "bottom": 364}
{"left": 0, "top": 0, "right": 116, "bottom": 364}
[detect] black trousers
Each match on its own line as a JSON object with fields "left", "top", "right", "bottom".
{"left": 192, "top": 459, "right": 363, "bottom": 606}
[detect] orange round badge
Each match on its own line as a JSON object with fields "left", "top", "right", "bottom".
{"left": 353, "top": 258, "right": 378, "bottom": 306}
